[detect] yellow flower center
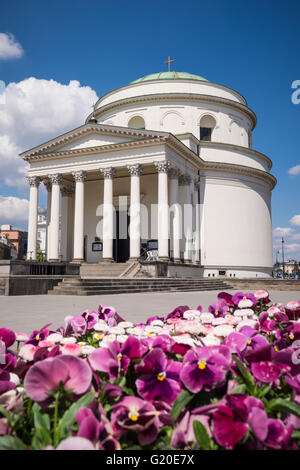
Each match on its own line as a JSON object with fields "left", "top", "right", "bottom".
{"left": 117, "top": 353, "right": 122, "bottom": 361}
{"left": 35, "top": 335, "right": 40, "bottom": 341}
{"left": 128, "top": 411, "right": 139, "bottom": 422}
{"left": 198, "top": 360, "right": 206, "bottom": 370}
{"left": 96, "top": 334, "right": 103, "bottom": 340}
{"left": 247, "top": 339, "right": 251, "bottom": 345}
{"left": 101, "top": 309, "right": 105, "bottom": 314}
{"left": 215, "top": 311, "right": 218, "bottom": 316}
{"left": 147, "top": 332, "right": 154, "bottom": 337}
{"left": 289, "top": 334, "right": 295, "bottom": 340}
{"left": 274, "top": 346, "right": 279, "bottom": 352}
{"left": 157, "top": 372, "right": 166, "bottom": 381}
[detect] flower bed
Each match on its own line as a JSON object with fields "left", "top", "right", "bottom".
{"left": 1, "top": 290, "right": 300, "bottom": 450}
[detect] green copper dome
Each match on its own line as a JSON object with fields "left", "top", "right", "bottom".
{"left": 130, "top": 71, "right": 208, "bottom": 84}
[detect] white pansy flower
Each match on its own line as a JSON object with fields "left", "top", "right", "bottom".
{"left": 127, "top": 327, "right": 144, "bottom": 336}
{"left": 183, "top": 310, "right": 200, "bottom": 320}
{"left": 61, "top": 337, "right": 77, "bottom": 345}
{"left": 15, "top": 333, "right": 29, "bottom": 342}
{"left": 212, "top": 317, "right": 227, "bottom": 326}
{"left": 199, "top": 313, "right": 214, "bottom": 324}
{"left": 94, "top": 322, "right": 110, "bottom": 332}
{"left": 9, "top": 373, "right": 20, "bottom": 386}
{"left": 238, "top": 297, "right": 254, "bottom": 309}
{"left": 93, "top": 332, "right": 105, "bottom": 341}
{"left": 202, "top": 334, "right": 221, "bottom": 346}
{"left": 47, "top": 333, "right": 63, "bottom": 343}
{"left": 116, "top": 335, "right": 128, "bottom": 343}
{"left": 234, "top": 309, "right": 254, "bottom": 317}
{"left": 109, "top": 326, "right": 125, "bottom": 335}
{"left": 150, "top": 320, "right": 164, "bottom": 327}
{"left": 173, "top": 336, "right": 195, "bottom": 347}
{"left": 213, "top": 325, "right": 234, "bottom": 337}
{"left": 118, "top": 321, "right": 134, "bottom": 329}
{"left": 80, "top": 345, "right": 95, "bottom": 355}
{"left": 77, "top": 341, "right": 87, "bottom": 347}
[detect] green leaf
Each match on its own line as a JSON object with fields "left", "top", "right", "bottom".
{"left": 57, "top": 391, "right": 95, "bottom": 441}
{"left": 229, "top": 384, "right": 247, "bottom": 395}
{"left": 193, "top": 420, "right": 212, "bottom": 450}
{"left": 33, "top": 409, "right": 50, "bottom": 431}
{"left": 170, "top": 390, "right": 193, "bottom": 421}
{"left": 268, "top": 398, "right": 300, "bottom": 418}
{"left": 257, "top": 384, "right": 272, "bottom": 398}
{"left": 32, "top": 426, "right": 52, "bottom": 450}
{"left": 232, "top": 356, "right": 255, "bottom": 392}
{"left": 0, "top": 405, "right": 11, "bottom": 420}
{"left": 292, "top": 430, "right": 300, "bottom": 440}
{"left": 0, "top": 435, "right": 27, "bottom": 450}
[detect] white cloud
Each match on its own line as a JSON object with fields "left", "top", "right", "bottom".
{"left": 285, "top": 243, "right": 300, "bottom": 253}
{"left": 0, "top": 195, "right": 29, "bottom": 228}
{"left": 290, "top": 215, "right": 300, "bottom": 227}
{"left": 272, "top": 227, "right": 294, "bottom": 237}
{"left": 288, "top": 165, "right": 300, "bottom": 176}
{"left": 0, "top": 33, "right": 23, "bottom": 60}
{"left": 0, "top": 77, "right": 98, "bottom": 189}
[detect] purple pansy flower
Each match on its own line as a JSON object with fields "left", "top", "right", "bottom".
{"left": 213, "top": 394, "right": 267, "bottom": 449}
{"left": 208, "top": 299, "right": 229, "bottom": 318}
{"left": 89, "top": 336, "right": 142, "bottom": 380}
{"left": 166, "top": 305, "right": 190, "bottom": 320}
{"left": 81, "top": 311, "right": 99, "bottom": 330}
{"left": 0, "top": 328, "right": 16, "bottom": 348}
{"left": 135, "top": 348, "right": 182, "bottom": 404}
{"left": 24, "top": 355, "right": 92, "bottom": 403}
{"left": 111, "top": 396, "right": 159, "bottom": 446}
{"left": 26, "top": 324, "right": 51, "bottom": 346}
{"left": 180, "top": 346, "right": 231, "bottom": 393}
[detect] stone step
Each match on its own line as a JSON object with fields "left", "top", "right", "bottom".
{"left": 49, "top": 285, "right": 230, "bottom": 295}
{"left": 53, "top": 281, "right": 230, "bottom": 290}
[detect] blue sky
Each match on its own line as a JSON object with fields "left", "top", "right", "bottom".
{"left": 0, "top": 0, "right": 300, "bottom": 258}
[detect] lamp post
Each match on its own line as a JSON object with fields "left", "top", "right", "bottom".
{"left": 282, "top": 237, "right": 285, "bottom": 279}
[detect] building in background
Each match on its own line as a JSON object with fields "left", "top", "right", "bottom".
{"left": 0, "top": 225, "right": 28, "bottom": 260}
{"left": 274, "top": 259, "right": 299, "bottom": 278}
{"left": 21, "top": 69, "right": 276, "bottom": 278}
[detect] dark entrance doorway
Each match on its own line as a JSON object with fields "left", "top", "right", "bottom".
{"left": 113, "top": 210, "right": 130, "bottom": 262}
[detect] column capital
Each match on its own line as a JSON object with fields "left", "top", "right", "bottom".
{"left": 61, "top": 186, "right": 74, "bottom": 197}
{"left": 154, "top": 161, "right": 170, "bottom": 173}
{"left": 100, "top": 167, "right": 116, "bottom": 179}
{"left": 193, "top": 178, "right": 200, "bottom": 189}
{"left": 179, "top": 174, "right": 192, "bottom": 186}
{"left": 42, "top": 178, "right": 52, "bottom": 192}
{"left": 26, "top": 176, "right": 41, "bottom": 188}
{"left": 127, "top": 164, "right": 143, "bottom": 176}
{"left": 72, "top": 170, "right": 87, "bottom": 183}
{"left": 49, "top": 173, "right": 63, "bottom": 185}
{"left": 168, "top": 167, "right": 180, "bottom": 179}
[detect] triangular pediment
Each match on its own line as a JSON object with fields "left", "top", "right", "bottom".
{"left": 20, "top": 123, "right": 167, "bottom": 159}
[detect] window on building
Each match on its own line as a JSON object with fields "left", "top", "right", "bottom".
{"left": 199, "top": 115, "right": 216, "bottom": 141}
{"left": 128, "top": 116, "right": 145, "bottom": 130}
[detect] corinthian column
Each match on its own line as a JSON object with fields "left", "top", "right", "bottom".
{"left": 179, "top": 174, "right": 192, "bottom": 263}
{"left": 43, "top": 179, "right": 52, "bottom": 261}
{"left": 26, "top": 176, "right": 41, "bottom": 260}
{"left": 72, "top": 171, "right": 87, "bottom": 262}
{"left": 100, "top": 167, "right": 116, "bottom": 262}
{"left": 169, "top": 167, "right": 181, "bottom": 262}
{"left": 128, "top": 164, "right": 143, "bottom": 260}
{"left": 155, "top": 161, "right": 170, "bottom": 261}
{"left": 48, "top": 174, "right": 63, "bottom": 262}
{"left": 61, "top": 187, "right": 74, "bottom": 262}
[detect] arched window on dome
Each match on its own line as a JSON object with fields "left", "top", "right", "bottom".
{"left": 128, "top": 116, "right": 145, "bottom": 130}
{"left": 199, "top": 115, "right": 216, "bottom": 141}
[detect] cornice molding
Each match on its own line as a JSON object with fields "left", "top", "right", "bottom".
{"left": 91, "top": 93, "right": 257, "bottom": 130}
{"left": 20, "top": 124, "right": 167, "bottom": 159}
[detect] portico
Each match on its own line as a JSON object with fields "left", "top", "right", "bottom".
{"left": 24, "top": 139, "right": 200, "bottom": 267}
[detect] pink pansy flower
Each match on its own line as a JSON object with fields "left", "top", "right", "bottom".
{"left": 24, "top": 355, "right": 92, "bottom": 402}
{"left": 15, "top": 333, "right": 29, "bottom": 342}
{"left": 56, "top": 437, "right": 95, "bottom": 450}
{"left": 18, "top": 344, "right": 39, "bottom": 362}
{"left": 61, "top": 343, "right": 82, "bottom": 356}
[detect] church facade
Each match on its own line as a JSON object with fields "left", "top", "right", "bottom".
{"left": 21, "top": 71, "right": 276, "bottom": 278}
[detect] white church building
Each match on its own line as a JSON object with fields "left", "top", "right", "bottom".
{"left": 21, "top": 70, "right": 276, "bottom": 278}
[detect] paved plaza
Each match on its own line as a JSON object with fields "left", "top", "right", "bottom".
{"left": 0, "top": 289, "right": 299, "bottom": 334}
